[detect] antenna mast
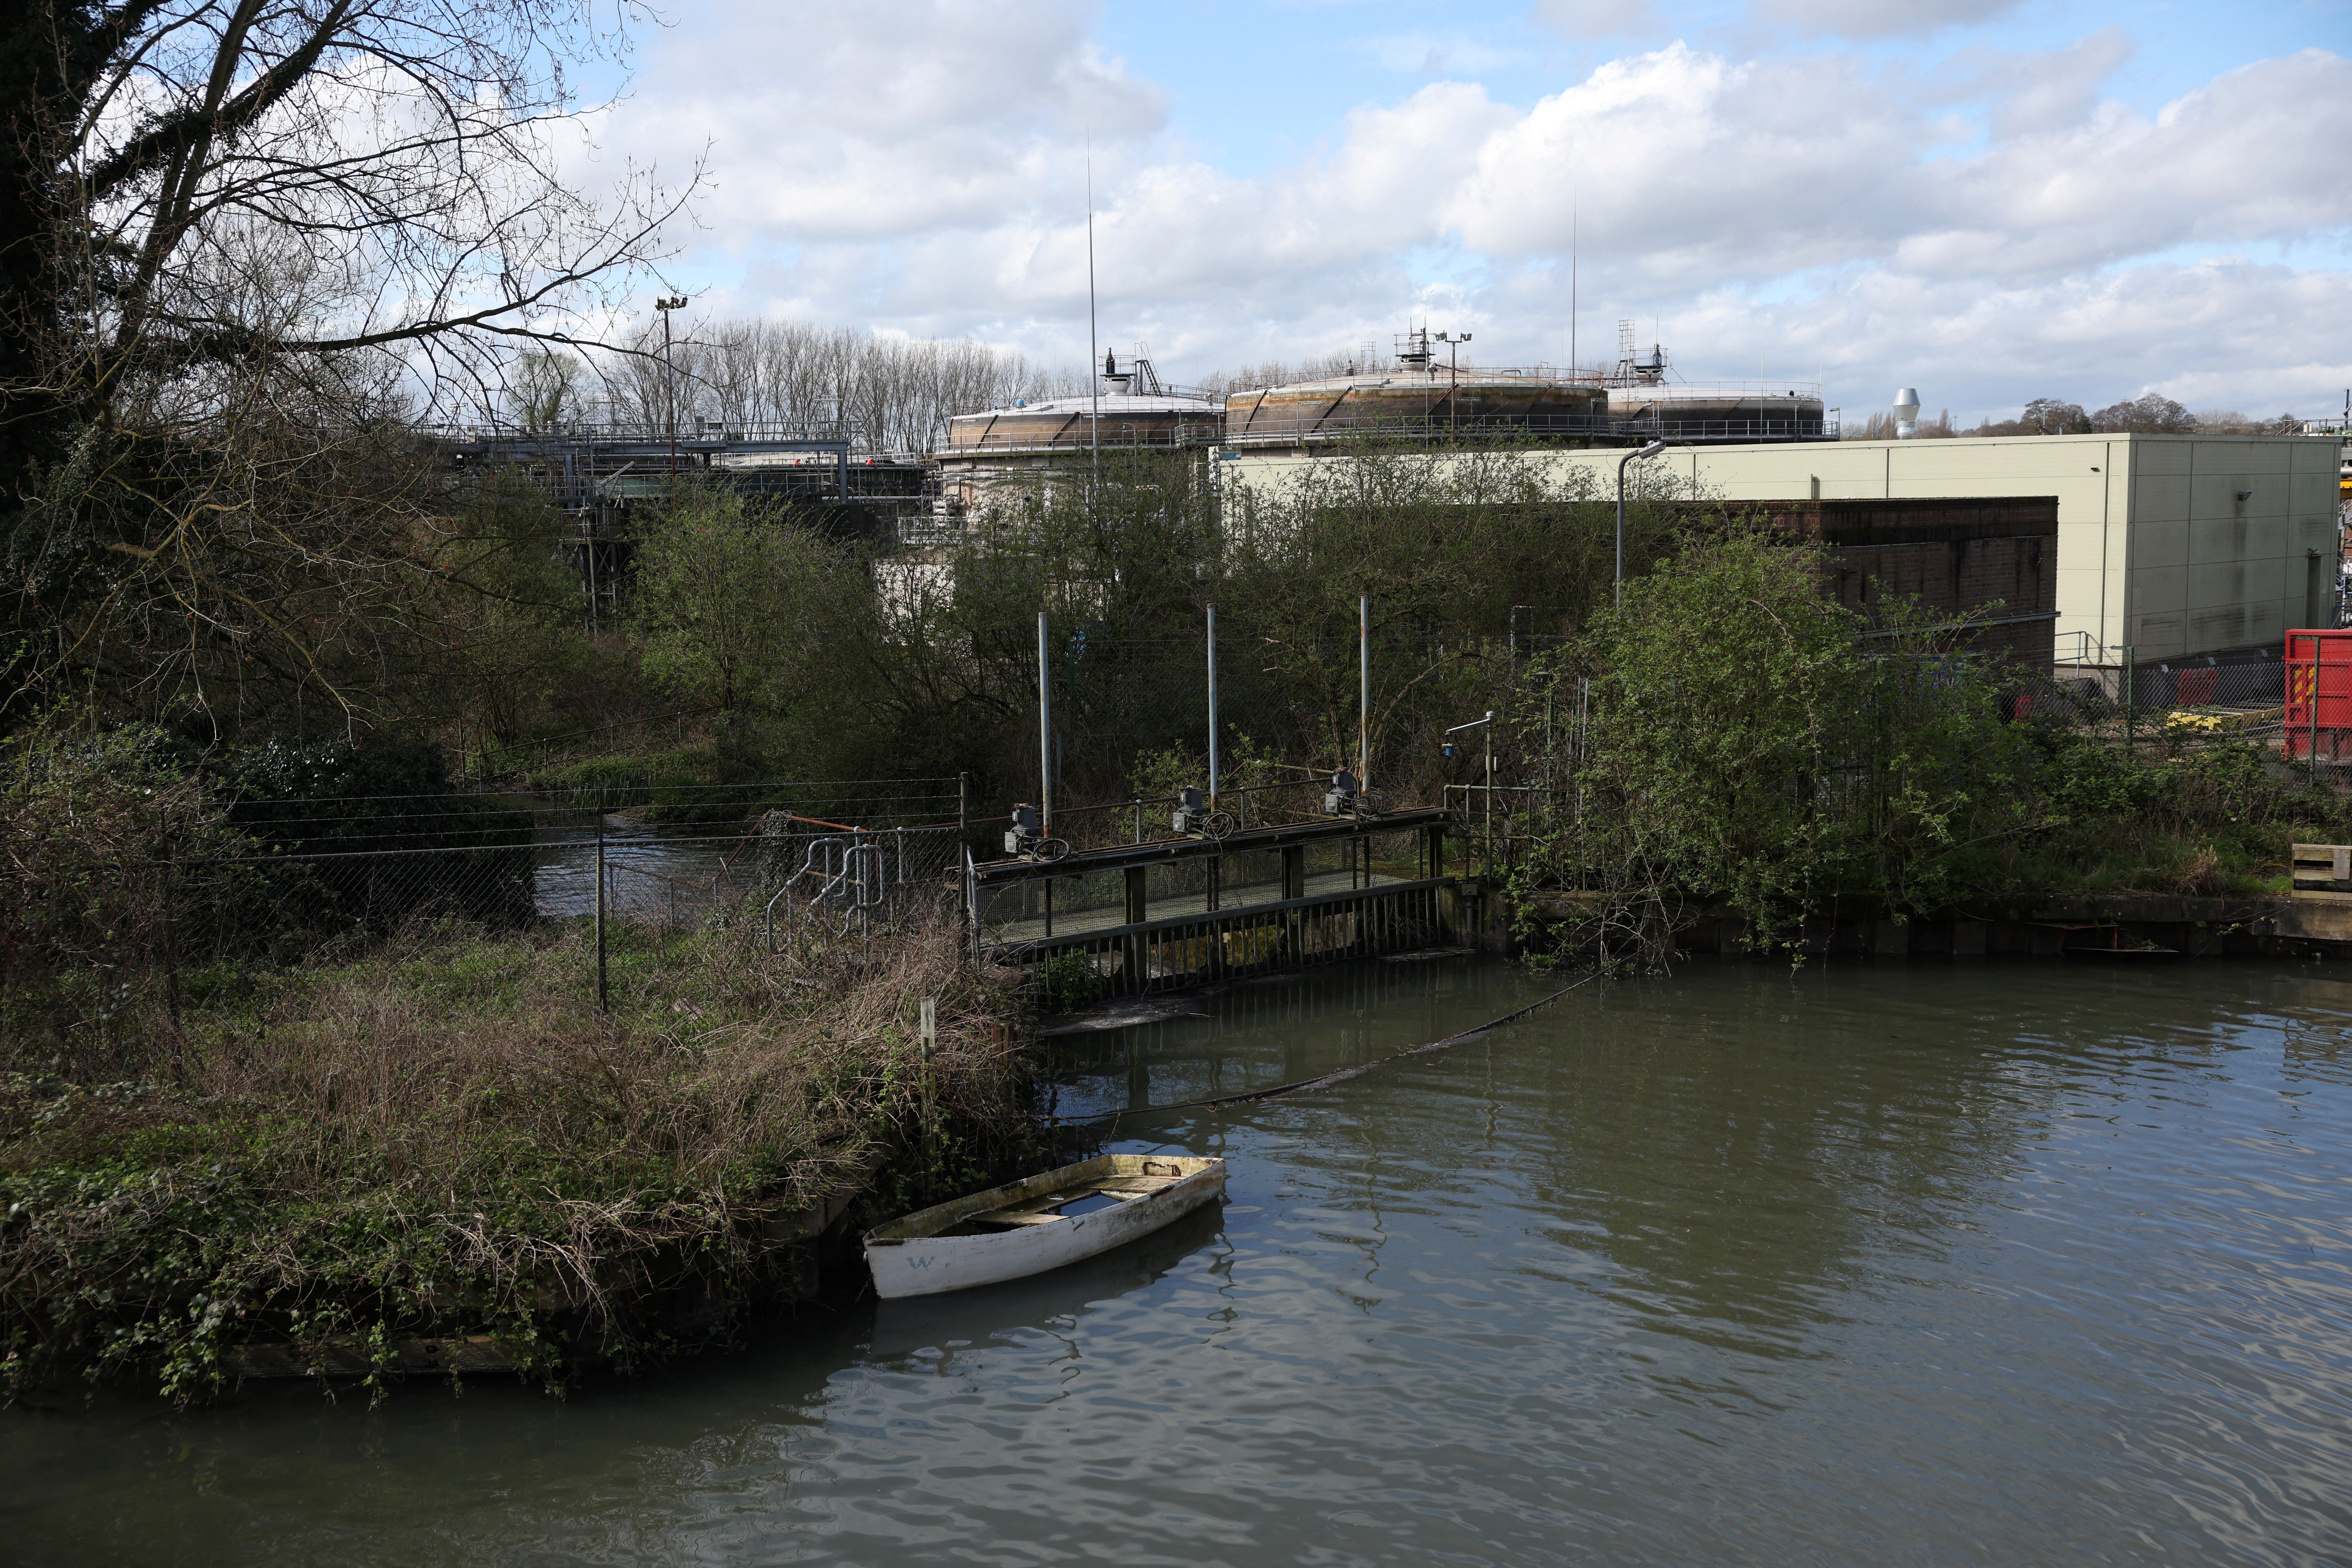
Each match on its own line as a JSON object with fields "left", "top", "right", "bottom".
{"left": 1087, "top": 135, "right": 1099, "bottom": 488}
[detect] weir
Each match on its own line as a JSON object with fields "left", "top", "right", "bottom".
{"left": 970, "top": 808, "right": 1458, "bottom": 995}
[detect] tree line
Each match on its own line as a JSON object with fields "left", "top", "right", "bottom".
{"left": 514, "top": 326, "right": 1386, "bottom": 454}
{"left": 1849, "top": 393, "right": 2310, "bottom": 441}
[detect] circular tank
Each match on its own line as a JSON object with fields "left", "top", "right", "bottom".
{"left": 1606, "top": 385, "right": 1826, "bottom": 442}
{"left": 945, "top": 393, "right": 1221, "bottom": 454}
{"left": 1225, "top": 371, "right": 1608, "bottom": 446}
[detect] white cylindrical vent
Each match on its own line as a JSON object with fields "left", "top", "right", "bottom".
{"left": 1892, "top": 386, "right": 1921, "bottom": 440}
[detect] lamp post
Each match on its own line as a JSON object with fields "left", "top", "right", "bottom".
{"left": 1616, "top": 439, "right": 1668, "bottom": 608}
{"left": 1435, "top": 331, "right": 1472, "bottom": 436}
{"left": 1445, "top": 710, "right": 1497, "bottom": 858}
{"left": 656, "top": 294, "right": 688, "bottom": 478}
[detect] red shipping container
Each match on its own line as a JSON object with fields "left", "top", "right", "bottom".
{"left": 2283, "top": 630, "right": 2352, "bottom": 759}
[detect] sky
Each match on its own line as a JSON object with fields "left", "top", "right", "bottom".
{"left": 587, "top": 0, "right": 2352, "bottom": 425}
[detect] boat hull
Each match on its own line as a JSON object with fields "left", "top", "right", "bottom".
{"left": 864, "top": 1155, "right": 1225, "bottom": 1300}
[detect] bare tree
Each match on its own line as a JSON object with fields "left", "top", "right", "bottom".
{"left": 0, "top": 0, "right": 695, "bottom": 730}
{"left": 510, "top": 348, "right": 585, "bottom": 434}
{"left": 597, "top": 317, "right": 1077, "bottom": 452}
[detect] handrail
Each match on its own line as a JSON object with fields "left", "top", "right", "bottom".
{"left": 989, "top": 875, "right": 1454, "bottom": 955}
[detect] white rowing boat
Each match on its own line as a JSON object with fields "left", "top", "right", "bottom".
{"left": 864, "top": 1154, "right": 1226, "bottom": 1299}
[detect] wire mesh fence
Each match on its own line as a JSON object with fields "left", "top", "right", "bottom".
{"left": 108, "top": 779, "right": 975, "bottom": 1015}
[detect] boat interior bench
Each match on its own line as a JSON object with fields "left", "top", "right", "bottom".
{"left": 958, "top": 1172, "right": 1189, "bottom": 1232}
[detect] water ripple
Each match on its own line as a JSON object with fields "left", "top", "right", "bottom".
{"left": 9, "top": 961, "right": 2352, "bottom": 1564}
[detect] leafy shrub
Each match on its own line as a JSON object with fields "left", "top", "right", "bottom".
{"left": 1040, "top": 951, "right": 1105, "bottom": 1012}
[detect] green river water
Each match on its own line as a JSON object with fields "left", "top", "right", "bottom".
{"left": 5, "top": 956, "right": 2351, "bottom": 1564}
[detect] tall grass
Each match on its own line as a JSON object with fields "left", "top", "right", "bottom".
{"left": 1, "top": 912, "right": 1042, "bottom": 1401}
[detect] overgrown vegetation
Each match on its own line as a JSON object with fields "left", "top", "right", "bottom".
{"left": 0, "top": 911, "right": 1042, "bottom": 1403}
{"left": 0, "top": 720, "right": 1047, "bottom": 1402}
{"left": 1512, "top": 526, "right": 2348, "bottom": 963}
{"left": 528, "top": 447, "right": 1698, "bottom": 818}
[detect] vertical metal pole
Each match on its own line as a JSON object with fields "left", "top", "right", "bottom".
{"left": 1038, "top": 610, "right": 1053, "bottom": 837}
{"left": 966, "top": 846, "right": 980, "bottom": 962}
{"left": 595, "top": 813, "right": 608, "bottom": 1011}
{"left": 919, "top": 996, "right": 937, "bottom": 1201}
{"left": 2124, "top": 644, "right": 2135, "bottom": 751}
{"left": 958, "top": 771, "right": 968, "bottom": 843}
{"left": 1615, "top": 452, "right": 1629, "bottom": 609}
{"left": 1207, "top": 602, "right": 1220, "bottom": 807}
{"left": 1087, "top": 139, "right": 1100, "bottom": 494}
{"left": 1359, "top": 594, "right": 1372, "bottom": 791}
{"left": 161, "top": 846, "right": 182, "bottom": 1081}
{"left": 2312, "top": 635, "right": 2323, "bottom": 784}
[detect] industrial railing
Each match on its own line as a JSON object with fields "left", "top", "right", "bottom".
{"left": 1218, "top": 411, "right": 1840, "bottom": 446}
{"left": 430, "top": 418, "right": 864, "bottom": 446}
{"left": 994, "top": 877, "right": 1446, "bottom": 999}
{"left": 942, "top": 423, "right": 1224, "bottom": 456}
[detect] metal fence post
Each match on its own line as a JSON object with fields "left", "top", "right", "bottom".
{"left": 161, "top": 849, "right": 183, "bottom": 1080}
{"left": 2312, "top": 633, "right": 2323, "bottom": 785}
{"left": 595, "top": 812, "right": 608, "bottom": 1011}
{"left": 919, "top": 996, "right": 938, "bottom": 1201}
{"left": 2123, "top": 644, "right": 2135, "bottom": 751}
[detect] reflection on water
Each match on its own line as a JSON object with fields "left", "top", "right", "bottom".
{"left": 527, "top": 817, "right": 756, "bottom": 920}
{"left": 8, "top": 960, "right": 2352, "bottom": 1565}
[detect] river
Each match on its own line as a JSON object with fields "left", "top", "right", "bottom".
{"left": 6, "top": 957, "right": 2351, "bottom": 1564}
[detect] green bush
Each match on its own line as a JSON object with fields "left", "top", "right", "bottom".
{"left": 1040, "top": 951, "right": 1105, "bottom": 1013}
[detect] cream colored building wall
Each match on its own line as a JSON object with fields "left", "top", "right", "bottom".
{"left": 2127, "top": 436, "right": 2342, "bottom": 659}
{"left": 1226, "top": 433, "right": 2340, "bottom": 662}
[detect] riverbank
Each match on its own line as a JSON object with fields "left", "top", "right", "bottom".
{"left": 0, "top": 917, "right": 1048, "bottom": 1403}
{"left": 1514, "top": 886, "right": 2352, "bottom": 960}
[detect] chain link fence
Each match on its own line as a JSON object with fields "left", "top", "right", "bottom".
{"left": 131, "top": 779, "right": 972, "bottom": 1008}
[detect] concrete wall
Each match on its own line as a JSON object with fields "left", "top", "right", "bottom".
{"left": 1226, "top": 433, "right": 2342, "bottom": 663}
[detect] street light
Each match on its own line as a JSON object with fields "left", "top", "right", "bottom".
{"left": 656, "top": 294, "right": 688, "bottom": 477}
{"left": 1435, "top": 331, "right": 1472, "bottom": 436}
{"left": 1615, "top": 438, "right": 1668, "bottom": 608}
{"left": 1445, "top": 709, "right": 1497, "bottom": 867}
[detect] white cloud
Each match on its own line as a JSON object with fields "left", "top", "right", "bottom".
{"left": 1902, "top": 49, "right": 2352, "bottom": 279}
{"left": 617, "top": 1, "right": 1163, "bottom": 243}
{"left": 1945, "top": 27, "right": 2135, "bottom": 138}
{"left": 603, "top": 11, "right": 2352, "bottom": 420}
{"left": 1359, "top": 32, "right": 1526, "bottom": 75}
{"left": 1749, "top": 0, "right": 2021, "bottom": 40}
{"left": 1530, "top": 0, "right": 1663, "bottom": 40}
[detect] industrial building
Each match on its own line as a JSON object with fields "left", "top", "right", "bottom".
{"left": 445, "top": 319, "right": 2342, "bottom": 673}
{"left": 1748, "top": 497, "right": 2059, "bottom": 666}
{"left": 1220, "top": 325, "right": 1828, "bottom": 456}
{"left": 439, "top": 420, "right": 931, "bottom": 623}
{"left": 934, "top": 350, "right": 1221, "bottom": 521}
{"left": 1228, "top": 431, "right": 2342, "bottom": 665}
